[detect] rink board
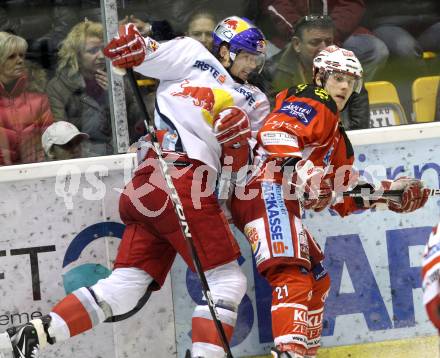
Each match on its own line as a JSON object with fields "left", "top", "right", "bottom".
{"left": 171, "top": 127, "right": 440, "bottom": 356}
{"left": 250, "top": 335, "right": 439, "bottom": 358}
{"left": 0, "top": 155, "right": 177, "bottom": 358}
{"left": 0, "top": 125, "right": 439, "bottom": 357}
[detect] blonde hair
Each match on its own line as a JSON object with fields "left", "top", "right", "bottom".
{"left": 57, "top": 21, "right": 103, "bottom": 77}
{"left": 0, "top": 31, "right": 28, "bottom": 67}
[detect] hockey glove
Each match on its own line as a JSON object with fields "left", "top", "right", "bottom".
{"left": 381, "top": 177, "right": 430, "bottom": 213}
{"left": 290, "top": 160, "right": 332, "bottom": 211}
{"left": 303, "top": 179, "right": 333, "bottom": 212}
{"left": 213, "top": 106, "right": 251, "bottom": 145}
{"left": 213, "top": 106, "right": 251, "bottom": 172}
{"left": 103, "top": 23, "right": 147, "bottom": 68}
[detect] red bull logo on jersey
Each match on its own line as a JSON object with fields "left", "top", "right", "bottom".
{"left": 146, "top": 38, "right": 159, "bottom": 54}
{"left": 277, "top": 101, "right": 317, "bottom": 126}
{"left": 172, "top": 79, "right": 215, "bottom": 112}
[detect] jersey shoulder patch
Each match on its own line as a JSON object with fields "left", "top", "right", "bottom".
{"left": 276, "top": 99, "right": 318, "bottom": 126}
{"left": 289, "top": 84, "right": 337, "bottom": 114}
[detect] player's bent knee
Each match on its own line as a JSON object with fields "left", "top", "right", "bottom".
{"left": 91, "top": 267, "right": 153, "bottom": 316}
{"left": 205, "top": 261, "right": 247, "bottom": 308}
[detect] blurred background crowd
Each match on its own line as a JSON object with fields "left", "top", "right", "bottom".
{"left": 0, "top": 0, "right": 439, "bottom": 166}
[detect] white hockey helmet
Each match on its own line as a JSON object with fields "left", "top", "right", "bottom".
{"left": 313, "top": 45, "right": 363, "bottom": 93}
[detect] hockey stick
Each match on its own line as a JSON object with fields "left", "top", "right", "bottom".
{"left": 342, "top": 188, "right": 440, "bottom": 198}
{"left": 306, "top": 188, "right": 440, "bottom": 201}
{"left": 126, "top": 69, "right": 234, "bottom": 358}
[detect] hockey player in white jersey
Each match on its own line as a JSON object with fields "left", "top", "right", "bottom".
{"left": 0, "top": 16, "right": 270, "bottom": 358}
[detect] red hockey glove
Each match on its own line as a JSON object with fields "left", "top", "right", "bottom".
{"left": 290, "top": 160, "right": 332, "bottom": 211}
{"left": 103, "top": 23, "right": 147, "bottom": 68}
{"left": 213, "top": 106, "right": 251, "bottom": 145}
{"left": 381, "top": 177, "right": 430, "bottom": 213}
{"left": 213, "top": 107, "right": 251, "bottom": 172}
{"left": 303, "top": 178, "right": 333, "bottom": 212}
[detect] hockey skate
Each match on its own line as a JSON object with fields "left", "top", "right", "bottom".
{"left": 271, "top": 346, "right": 304, "bottom": 358}
{"left": 0, "top": 316, "right": 51, "bottom": 358}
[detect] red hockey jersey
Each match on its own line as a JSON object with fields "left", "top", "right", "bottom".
{"left": 252, "top": 84, "right": 359, "bottom": 216}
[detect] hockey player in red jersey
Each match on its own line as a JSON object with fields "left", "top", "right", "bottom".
{"left": 0, "top": 17, "right": 270, "bottom": 358}
{"left": 231, "top": 45, "right": 430, "bottom": 358}
{"left": 422, "top": 222, "right": 440, "bottom": 333}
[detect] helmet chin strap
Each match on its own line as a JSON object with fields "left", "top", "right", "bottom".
{"left": 317, "top": 72, "right": 354, "bottom": 113}
{"left": 230, "top": 72, "right": 245, "bottom": 84}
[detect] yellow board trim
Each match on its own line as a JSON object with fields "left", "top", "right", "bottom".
{"left": 245, "top": 335, "right": 439, "bottom": 358}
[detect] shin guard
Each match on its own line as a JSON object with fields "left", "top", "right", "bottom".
{"left": 50, "top": 287, "right": 106, "bottom": 339}
{"left": 306, "top": 266, "right": 330, "bottom": 356}
{"left": 266, "top": 265, "right": 313, "bottom": 356}
{"left": 191, "top": 261, "right": 246, "bottom": 358}
{"left": 191, "top": 303, "right": 236, "bottom": 357}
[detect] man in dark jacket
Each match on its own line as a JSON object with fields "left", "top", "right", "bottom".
{"left": 270, "top": 15, "right": 370, "bottom": 130}
{"left": 258, "top": 0, "right": 389, "bottom": 81}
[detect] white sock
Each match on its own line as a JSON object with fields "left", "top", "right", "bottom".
{"left": 48, "top": 312, "right": 70, "bottom": 343}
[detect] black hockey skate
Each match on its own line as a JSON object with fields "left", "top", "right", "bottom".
{"left": 7, "top": 323, "right": 41, "bottom": 358}
{"left": 270, "top": 347, "right": 295, "bottom": 358}
{"left": 0, "top": 316, "right": 52, "bottom": 358}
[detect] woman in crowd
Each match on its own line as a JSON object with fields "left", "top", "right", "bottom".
{"left": 46, "top": 20, "right": 142, "bottom": 157}
{"left": 186, "top": 11, "right": 217, "bottom": 51}
{"left": 0, "top": 31, "right": 53, "bottom": 166}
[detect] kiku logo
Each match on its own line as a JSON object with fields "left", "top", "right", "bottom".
{"left": 62, "top": 222, "right": 125, "bottom": 294}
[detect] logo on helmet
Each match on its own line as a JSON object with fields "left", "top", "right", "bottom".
{"left": 224, "top": 18, "right": 238, "bottom": 30}
{"left": 256, "top": 39, "right": 266, "bottom": 53}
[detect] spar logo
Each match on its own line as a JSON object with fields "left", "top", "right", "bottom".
{"left": 62, "top": 222, "right": 124, "bottom": 294}
{"left": 277, "top": 101, "right": 317, "bottom": 126}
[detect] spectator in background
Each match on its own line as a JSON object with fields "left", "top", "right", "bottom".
{"left": 186, "top": 11, "right": 217, "bottom": 51}
{"left": 46, "top": 20, "right": 142, "bottom": 157}
{"left": 270, "top": 15, "right": 370, "bottom": 130}
{"left": 0, "top": 31, "right": 53, "bottom": 165}
{"left": 42, "top": 121, "right": 89, "bottom": 161}
{"left": 365, "top": 0, "right": 440, "bottom": 59}
{"left": 118, "top": 0, "right": 258, "bottom": 36}
{"left": 119, "top": 14, "right": 179, "bottom": 40}
{"left": 0, "top": 1, "right": 104, "bottom": 72}
{"left": 258, "top": 0, "right": 389, "bottom": 82}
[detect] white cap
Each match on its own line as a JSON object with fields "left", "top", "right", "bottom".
{"left": 42, "top": 121, "right": 89, "bottom": 155}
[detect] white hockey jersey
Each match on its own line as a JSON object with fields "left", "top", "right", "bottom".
{"left": 134, "top": 36, "right": 270, "bottom": 172}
